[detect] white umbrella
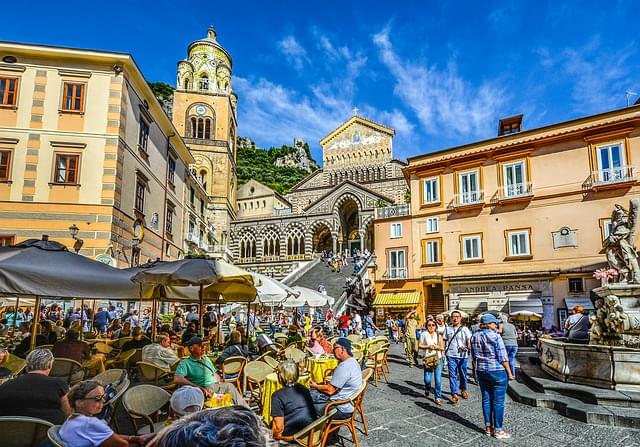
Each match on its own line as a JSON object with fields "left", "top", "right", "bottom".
{"left": 509, "top": 310, "right": 542, "bottom": 321}
{"left": 253, "top": 273, "right": 299, "bottom": 306}
{"left": 291, "top": 286, "right": 335, "bottom": 307}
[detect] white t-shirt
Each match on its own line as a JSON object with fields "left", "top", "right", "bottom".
{"left": 419, "top": 331, "right": 442, "bottom": 359}
{"left": 444, "top": 325, "right": 472, "bottom": 358}
{"left": 330, "top": 357, "right": 363, "bottom": 414}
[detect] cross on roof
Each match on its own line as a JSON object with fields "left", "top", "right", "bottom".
{"left": 352, "top": 107, "right": 359, "bottom": 116}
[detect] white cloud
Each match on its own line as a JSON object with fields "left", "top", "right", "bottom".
{"left": 277, "top": 35, "right": 309, "bottom": 71}
{"left": 372, "top": 26, "right": 508, "bottom": 140}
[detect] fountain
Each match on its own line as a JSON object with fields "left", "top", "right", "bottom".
{"left": 539, "top": 198, "right": 640, "bottom": 391}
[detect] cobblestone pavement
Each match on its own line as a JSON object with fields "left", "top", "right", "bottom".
{"left": 355, "top": 343, "right": 640, "bottom": 447}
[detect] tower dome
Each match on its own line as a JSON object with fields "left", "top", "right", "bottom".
{"left": 187, "top": 27, "right": 233, "bottom": 68}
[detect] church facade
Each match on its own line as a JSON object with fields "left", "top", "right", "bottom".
{"left": 229, "top": 115, "right": 409, "bottom": 278}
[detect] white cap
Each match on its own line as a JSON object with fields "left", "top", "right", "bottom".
{"left": 170, "top": 386, "right": 205, "bottom": 416}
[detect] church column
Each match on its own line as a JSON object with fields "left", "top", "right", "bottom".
{"left": 331, "top": 232, "right": 338, "bottom": 254}
{"left": 359, "top": 230, "right": 365, "bottom": 251}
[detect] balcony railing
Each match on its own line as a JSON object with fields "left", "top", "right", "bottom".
{"left": 376, "top": 204, "right": 410, "bottom": 219}
{"left": 590, "top": 166, "right": 636, "bottom": 187}
{"left": 272, "top": 208, "right": 292, "bottom": 216}
{"left": 238, "top": 256, "right": 256, "bottom": 263}
{"left": 261, "top": 255, "right": 280, "bottom": 262}
{"left": 452, "top": 191, "right": 484, "bottom": 208}
{"left": 383, "top": 268, "right": 407, "bottom": 280}
{"left": 497, "top": 182, "right": 533, "bottom": 201}
{"left": 285, "top": 254, "right": 306, "bottom": 261}
{"left": 186, "top": 232, "right": 199, "bottom": 244}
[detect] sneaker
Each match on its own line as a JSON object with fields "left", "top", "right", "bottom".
{"left": 494, "top": 430, "right": 511, "bottom": 439}
{"left": 450, "top": 395, "right": 459, "bottom": 403}
{"left": 424, "top": 388, "right": 431, "bottom": 398}
{"left": 461, "top": 390, "right": 470, "bottom": 399}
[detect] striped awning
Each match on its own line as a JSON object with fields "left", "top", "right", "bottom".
{"left": 372, "top": 291, "right": 420, "bottom": 308}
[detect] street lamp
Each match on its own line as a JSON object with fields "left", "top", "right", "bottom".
{"left": 68, "top": 224, "right": 84, "bottom": 254}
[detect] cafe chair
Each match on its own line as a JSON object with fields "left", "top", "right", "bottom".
{"left": 50, "top": 357, "right": 86, "bottom": 385}
{"left": 274, "top": 334, "right": 288, "bottom": 346}
{"left": 137, "top": 361, "right": 175, "bottom": 390}
{"left": 355, "top": 368, "right": 373, "bottom": 435}
{"left": 243, "top": 360, "right": 273, "bottom": 409}
{"left": 4, "top": 353, "right": 26, "bottom": 377}
{"left": 47, "top": 425, "right": 69, "bottom": 447}
{"left": 220, "top": 356, "right": 247, "bottom": 393}
{"left": 347, "top": 334, "right": 362, "bottom": 344}
{"left": 263, "top": 355, "right": 280, "bottom": 370}
{"left": 122, "top": 384, "right": 170, "bottom": 435}
{"left": 37, "top": 344, "right": 54, "bottom": 351}
{"left": 365, "top": 348, "right": 388, "bottom": 386}
{"left": 291, "top": 409, "right": 337, "bottom": 447}
{"left": 94, "top": 342, "right": 113, "bottom": 356}
{"left": 0, "top": 416, "right": 53, "bottom": 447}
{"left": 284, "top": 346, "right": 306, "bottom": 364}
{"left": 112, "top": 337, "right": 133, "bottom": 351}
{"left": 105, "top": 348, "right": 136, "bottom": 370}
{"left": 94, "top": 369, "right": 130, "bottom": 432}
{"left": 321, "top": 385, "right": 366, "bottom": 447}
{"left": 322, "top": 367, "right": 335, "bottom": 385}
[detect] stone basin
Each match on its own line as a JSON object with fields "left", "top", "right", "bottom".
{"left": 539, "top": 338, "right": 640, "bottom": 392}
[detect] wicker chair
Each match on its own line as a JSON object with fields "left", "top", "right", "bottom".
{"left": 263, "top": 355, "right": 279, "bottom": 370}
{"left": 100, "top": 374, "right": 130, "bottom": 432}
{"left": 274, "top": 334, "right": 288, "bottom": 346}
{"left": 320, "top": 385, "right": 366, "bottom": 447}
{"left": 122, "top": 384, "right": 171, "bottom": 435}
{"left": 244, "top": 360, "right": 273, "bottom": 409}
{"left": 283, "top": 346, "right": 306, "bottom": 364}
{"left": 322, "top": 367, "right": 335, "bottom": 384}
{"left": 93, "top": 368, "right": 127, "bottom": 386}
{"left": 0, "top": 416, "right": 53, "bottom": 447}
{"left": 112, "top": 337, "right": 133, "bottom": 350}
{"left": 347, "top": 334, "right": 362, "bottom": 344}
{"left": 365, "top": 348, "right": 388, "bottom": 386}
{"left": 47, "top": 425, "right": 69, "bottom": 447}
{"left": 291, "top": 409, "right": 337, "bottom": 447}
{"left": 379, "top": 342, "right": 391, "bottom": 374}
{"left": 355, "top": 368, "right": 373, "bottom": 435}
{"left": 220, "top": 356, "right": 247, "bottom": 393}
{"left": 94, "top": 342, "right": 113, "bottom": 355}
{"left": 105, "top": 348, "right": 136, "bottom": 369}
{"left": 137, "top": 361, "right": 175, "bottom": 390}
{"left": 49, "top": 357, "right": 85, "bottom": 385}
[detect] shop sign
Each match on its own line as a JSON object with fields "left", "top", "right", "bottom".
{"left": 451, "top": 283, "right": 536, "bottom": 294}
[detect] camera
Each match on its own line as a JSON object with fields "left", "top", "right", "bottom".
{"left": 458, "top": 347, "right": 468, "bottom": 354}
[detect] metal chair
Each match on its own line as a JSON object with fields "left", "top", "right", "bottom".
{"left": 321, "top": 385, "right": 366, "bottom": 447}
{"left": 49, "top": 357, "right": 86, "bottom": 385}
{"left": 291, "top": 409, "right": 337, "bottom": 447}
{"left": 94, "top": 342, "right": 113, "bottom": 355}
{"left": 263, "top": 355, "right": 280, "bottom": 370}
{"left": 136, "top": 361, "right": 175, "bottom": 390}
{"left": 105, "top": 348, "right": 136, "bottom": 369}
{"left": 220, "top": 356, "right": 247, "bottom": 393}
{"left": 47, "top": 425, "right": 69, "bottom": 447}
{"left": 243, "top": 360, "right": 273, "bottom": 409}
{"left": 122, "top": 384, "right": 171, "bottom": 435}
{"left": 0, "top": 416, "right": 53, "bottom": 447}
{"left": 365, "top": 348, "right": 388, "bottom": 386}
{"left": 3, "top": 353, "right": 26, "bottom": 377}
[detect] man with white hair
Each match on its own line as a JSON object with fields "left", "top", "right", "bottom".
{"left": 142, "top": 333, "right": 180, "bottom": 369}
{"left": 0, "top": 348, "right": 70, "bottom": 423}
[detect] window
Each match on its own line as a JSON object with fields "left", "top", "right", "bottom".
{"left": 199, "top": 75, "right": 209, "bottom": 91}
{"left": 391, "top": 223, "right": 402, "bottom": 238}
{"left": 0, "top": 77, "right": 18, "bottom": 106}
{"left": 135, "top": 179, "right": 146, "bottom": 212}
{"left": 165, "top": 204, "right": 174, "bottom": 235}
{"left": 189, "top": 117, "right": 214, "bottom": 140}
{"left": 596, "top": 142, "right": 626, "bottom": 182}
{"left": 422, "top": 177, "right": 440, "bottom": 204}
{"left": 54, "top": 154, "right": 79, "bottom": 184}
{"left": 461, "top": 234, "right": 482, "bottom": 261}
{"left": 0, "top": 235, "right": 14, "bottom": 247}
{"left": 503, "top": 161, "right": 527, "bottom": 197}
{"left": 168, "top": 157, "right": 176, "bottom": 185}
{"left": 138, "top": 116, "right": 150, "bottom": 151}
{"left": 0, "top": 150, "right": 11, "bottom": 181}
{"left": 189, "top": 187, "right": 195, "bottom": 206}
{"left": 426, "top": 217, "right": 439, "bottom": 234}
{"left": 600, "top": 218, "right": 613, "bottom": 240}
{"left": 388, "top": 249, "right": 406, "bottom": 279}
{"left": 568, "top": 278, "right": 584, "bottom": 293}
{"left": 459, "top": 169, "right": 480, "bottom": 204}
{"left": 61, "top": 82, "right": 85, "bottom": 112}
{"left": 422, "top": 239, "right": 441, "bottom": 265}
{"left": 506, "top": 229, "right": 531, "bottom": 257}
{"left": 200, "top": 198, "right": 205, "bottom": 216}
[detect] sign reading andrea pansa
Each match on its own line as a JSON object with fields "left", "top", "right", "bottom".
{"left": 449, "top": 283, "right": 537, "bottom": 294}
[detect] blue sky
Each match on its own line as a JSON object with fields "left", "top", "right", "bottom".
{"left": 3, "top": 1, "right": 639, "bottom": 164}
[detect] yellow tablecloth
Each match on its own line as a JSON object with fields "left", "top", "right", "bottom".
{"left": 305, "top": 356, "right": 338, "bottom": 384}
{"left": 204, "top": 393, "right": 233, "bottom": 409}
{"left": 261, "top": 372, "right": 311, "bottom": 424}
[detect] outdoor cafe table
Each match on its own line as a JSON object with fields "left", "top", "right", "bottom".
{"left": 261, "top": 372, "right": 311, "bottom": 424}
{"left": 305, "top": 356, "right": 338, "bottom": 384}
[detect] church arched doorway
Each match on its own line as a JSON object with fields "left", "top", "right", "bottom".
{"left": 312, "top": 223, "right": 332, "bottom": 253}
{"left": 337, "top": 197, "right": 360, "bottom": 255}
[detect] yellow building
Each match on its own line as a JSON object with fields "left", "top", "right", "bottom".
{"left": 0, "top": 42, "right": 195, "bottom": 266}
{"left": 374, "top": 106, "right": 640, "bottom": 329}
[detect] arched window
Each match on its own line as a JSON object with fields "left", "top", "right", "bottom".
{"left": 199, "top": 169, "right": 207, "bottom": 190}
{"left": 262, "top": 229, "right": 280, "bottom": 257}
{"left": 239, "top": 232, "right": 256, "bottom": 259}
{"left": 184, "top": 78, "right": 190, "bottom": 90}
{"left": 287, "top": 227, "right": 305, "bottom": 256}
{"left": 189, "top": 116, "right": 214, "bottom": 139}
{"left": 199, "top": 75, "right": 209, "bottom": 91}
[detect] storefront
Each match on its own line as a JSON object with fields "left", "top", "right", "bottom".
{"left": 371, "top": 289, "right": 422, "bottom": 326}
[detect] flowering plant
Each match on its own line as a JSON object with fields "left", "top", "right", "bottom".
{"left": 593, "top": 268, "right": 619, "bottom": 280}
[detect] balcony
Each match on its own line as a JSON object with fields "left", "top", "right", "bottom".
{"left": 376, "top": 204, "right": 410, "bottom": 219}
{"left": 186, "top": 232, "right": 199, "bottom": 244}
{"left": 198, "top": 240, "right": 210, "bottom": 251}
{"left": 586, "top": 166, "right": 637, "bottom": 191}
{"left": 451, "top": 191, "right": 484, "bottom": 210}
{"left": 272, "top": 208, "right": 292, "bottom": 216}
{"left": 493, "top": 182, "right": 534, "bottom": 204}
{"left": 382, "top": 268, "right": 407, "bottom": 280}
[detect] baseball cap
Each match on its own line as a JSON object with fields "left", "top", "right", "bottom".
{"left": 480, "top": 314, "right": 500, "bottom": 325}
{"left": 170, "top": 386, "right": 204, "bottom": 416}
{"left": 185, "top": 336, "right": 204, "bottom": 347}
{"left": 333, "top": 337, "right": 353, "bottom": 356}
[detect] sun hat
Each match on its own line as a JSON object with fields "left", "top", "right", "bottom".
{"left": 170, "top": 386, "right": 204, "bottom": 416}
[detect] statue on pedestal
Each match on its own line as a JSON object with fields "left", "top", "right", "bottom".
{"left": 603, "top": 198, "right": 640, "bottom": 284}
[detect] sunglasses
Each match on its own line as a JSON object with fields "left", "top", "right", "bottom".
{"left": 82, "top": 394, "right": 106, "bottom": 402}
{"left": 427, "top": 324, "right": 436, "bottom": 327}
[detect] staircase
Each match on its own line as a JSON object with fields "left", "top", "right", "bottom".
{"left": 288, "top": 259, "right": 355, "bottom": 301}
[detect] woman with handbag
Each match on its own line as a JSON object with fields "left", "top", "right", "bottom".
{"left": 418, "top": 319, "right": 444, "bottom": 405}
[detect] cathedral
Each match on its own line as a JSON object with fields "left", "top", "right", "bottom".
{"left": 173, "top": 29, "right": 409, "bottom": 274}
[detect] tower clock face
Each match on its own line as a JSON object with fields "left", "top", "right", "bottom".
{"left": 196, "top": 105, "right": 206, "bottom": 115}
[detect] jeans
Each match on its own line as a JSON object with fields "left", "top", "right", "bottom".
{"left": 423, "top": 359, "right": 443, "bottom": 399}
{"left": 446, "top": 356, "right": 468, "bottom": 395}
{"left": 365, "top": 327, "right": 374, "bottom": 338}
{"left": 340, "top": 328, "right": 349, "bottom": 337}
{"left": 505, "top": 345, "right": 518, "bottom": 377}
{"left": 476, "top": 369, "right": 508, "bottom": 430}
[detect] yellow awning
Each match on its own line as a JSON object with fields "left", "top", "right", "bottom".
{"left": 372, "top": 291, "right": 421, "bottom": 308}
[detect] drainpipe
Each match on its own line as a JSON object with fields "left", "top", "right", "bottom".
{"left": 161, "top": 133, "right": 175, "bottom": 260}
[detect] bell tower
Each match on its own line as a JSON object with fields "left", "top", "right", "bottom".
{"left": 172, "top": 27, "right": 238, "bottom": 256}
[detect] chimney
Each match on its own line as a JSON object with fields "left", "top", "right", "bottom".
{"left": 498, "top": 114, "right": 523, "bottom": 136}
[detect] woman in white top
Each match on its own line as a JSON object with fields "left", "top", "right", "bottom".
{"left": 418, "top": 319, "right": 445, "bottom": 405}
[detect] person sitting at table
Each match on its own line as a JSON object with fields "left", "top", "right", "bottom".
{"left": 316, "top": 328, "right": 332, "bottom": 353}
{"left": 309, "top": 337, "right": 362, "bottom": 419}
{"left": 40, "top": 320, "right": 58, "bottom": 344}
{"left": 53, "top": 329, "right": 105, "bottom": 376}
{"left": 107, "top": 318, "right": 122, "bottom": 338}
{"left": 0, "top": 349, "right": 70, "bottom": 424}
{"left": 271, "top": 360, "right": 316, "bottom": 441}
{"left": 173, "top": 336, "right": 248, "bottom": 407}
{"left": 306, "top": 328, "right": 325, "bottom": 355}
{"left": 181, "top": 322, "right": 198, "bottom": 345}
{"left": 170, "top": 385, "right": 205, "bottom": 418}
{"left": 216, "top": 330, "right": 250, "bottom": 367}
{"left": 142, "top": 333, "right": 180, "bottom": 370}
{"left": 114, "top": 320, "right": 132, "bottom": 339}
{"left": 121, "top": 327, "right": 151, "bottom": 352}
{"left": 152, "top": 406, "right": 268, "bottom": 447}
{"left": 14, "top": 322, "right": 48, "bottom": 358}
{"left": 286, "top": 325, "right": 303, "bottom": 346}
{"left": 59, "top": 380, "right": 153, "bottom": 447}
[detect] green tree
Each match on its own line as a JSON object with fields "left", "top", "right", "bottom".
{"left": 148, "top": 82, "right": 174, "bottom": 105}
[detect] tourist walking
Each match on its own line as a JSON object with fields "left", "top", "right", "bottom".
{"left": 419, "top": 319, "right": 444, "bottom": 405}
{"left": 444, "top": 310, "right": 472, "bottom": 402}
{"left": 364, "top": 311, "right": 378, "bottom": 338}
{"left": 471, "top": 314, "right": 515, "bottom": 439}
{"left": 501, "top": 316, "right": 518, "bottom": 377}
{"left": 405, "top": 309, "right": 418, "bottom": 367}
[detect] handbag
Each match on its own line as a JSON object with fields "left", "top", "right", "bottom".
{"left": 423, "top": 353, "right": 439, "bottom": 370}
